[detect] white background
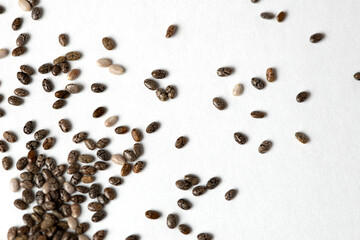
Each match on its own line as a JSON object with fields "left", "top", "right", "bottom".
{"left": 0, "top": 0, "right": 360, "bottom": 239}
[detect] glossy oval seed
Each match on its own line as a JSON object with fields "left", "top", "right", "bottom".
{"left": 104, "top": 116, "right": 117, "bottom": 127}
{"left": 131, "top": 128, "right": 143, "bottom": 142}
{"left": 14, "top": 88, "right": 29, "bottom": 97}
{"left": 65, "top": 83, "right": 82, "bottom": 93}
{"left": 232, "top": 83, "right": 243, "bottom": 96}
{"left": 42, "top": 79, "right": 53, "bottom": 92}
{"left": 144, "top": 79, "right": 158, "bottom": 90}
{"left": 12, "top": 17, "right": 23, "bottom": 31}
{"left": 102, "top": 37, "right": 116, "bottom": 50}
{"left": 260, "top": 12, "right": 274, "bottom": 19}
{"left": 167, "top": 214, "right": 178, "bottom": 229}
{"left": 43, "top": 137, "right": 55, "bottom": 150}
{"left": 251, "top": 77, "right": 265, "bottom": 90}
{"left": 3, "top": 131, "right": 17, "bottom": 143}
{"left": 133, "top": 161, "right": 145, "bottom": 173}
{"left": 166, "top": 25, "right": 177, "bottom": 38}
{"left": 251, "top": 111, "right": 266, "bottom": 118}
{"left": 52, "top": 100, "right": 66, "bottom": 109}
{"left": 0, "top": 48, "right": 9, "bottom": 58}
{"left": 65, "top": 51, "right": 81, "bottom": 61}
{"left": 166, "top": 85, "right": 177, "bottom": 99}
{"left": 234, "top": 132, "right": 247, "bottom": 145}
{"left": 146, "top": 122, "right": 160, "bottom": 133}
{"left": 277, "top": 11, "right": 286, "bottom": 22}
{"left": 192, "top": 186, "right": 207, "bottom": 196}
{"left": 258, "top": 140, "right": 272, "bottom": 154}
{"left": 177, "top": 198, "right": 191, "bottom": 210}
{"left": 58, "top": 33, "right": 68, "bottom": 46}
{"left": 266, "top": 68, "right": 276, "bottom": 82}
{"left": 16, "top": 33, "right": 30, "bottom": 47}
{"left": 115, "top": 126, "right": 129, "bottom": 134}
{"left": 197, "top": 233, "right": 214, "bottom": 240}
{"left": 96, "top": 138, "right": 110, "bottom": 149}
{"left": 155, "top": 88, "right": 168, "bottom": 101}
{"left": 93, "top": 107, "right": 106, "bottom": 118}
{"left": 10, "top": 178, "right": 20, "bottom": 192}
{"left": 184, "top": 174, "right": 199, "bottom": 185}
{"left": 109, "top": 177, "right": 122, "bottom": 186}
{"left": 8, "top": 96, "right": 23, "bottom": 106}
{"left": 91, "top": 83, "right": 106, "bottom": 93}
{"left": 55, "top": 90, "right": 70, "bottom": 99}
{"left": 121, "top": 163, "right": 132, "bottom": 177}
{"left": 206, "top": 177, "right": 221, "bottom": 190}
{"left": 296, "top": 91, "right": 309, "bottom": 102}
{"left": 151, "top": 69, "right": 167, "bottom": 79}
{"left": 295, "top": 132, "right": 309, "bottom": 144}
{"left": 12, "top": 46, "right": 26, "bottom": 56}
{"left": 67, "top": 69, "right": 80, "bottom": 80}
{"left": 109, "top": 64, "right": 125, "bottom": 75}
{"left": 354, "top": 72, "right": 360, "bottom": 80}
{"left": 175, "top": 136, "right": 188, "bottom": 149}
{"left": 225, "top": 189, "right": 237, "bottom": 201}
{"left": 111, "top": 154, "right": 126, "bottom": 165}
{"left": 175, "top": 179, "right": 192, "bottom": 190}
{"left": 217, "top": 67, "right": 232, "bottom": 77}
{"left": 310, "top": 33, "right": 324, "bottom": 43}
{"left": 96, "top": 58, "right": 112, "bottom": 67}
{"left": 84, "top": 139, "right": 96, "bottom": 150}
{"left": 18, "top": 0, "right": 32, "bottom": 11}
{"left": 178, "top": 224, "right": 191, "bottom": 235}
{"left": 213, "top": 97, "right": 226, "bottom": 110}
{"left": 20, "top": 65, "right": 34, "bottom": 75}
{"left": 145, "top": 210, "right": 160, "bottom": 219}
{"left": 31, "top": 7, "right": 42, "bottom": 20}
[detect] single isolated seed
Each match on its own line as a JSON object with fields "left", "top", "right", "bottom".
{"left": 115, "top": 126, "right": 129, "bottom": 134}
{"left": 225, "top": 189, "right": 237, "bottom": 201}
{"left": 10, "top": 178, "right": 20, "bottom": 192}
{"left": 206, "top": 177, "right": 221, "bottom": 190}
{"left": 145, "top": 210, "right": 160, "bottom": 219}
{"left": 12, "top": 17, "right": 23, "bottom": 31}
{"left": 14, "top": 88, "right": 29, "bottom": 97}
{"left": 217, "top": 67, "right": 232, "bottom": 77}
{"left": 58, "top": 34, "right": 68, "bottom": 46}
{"left": 144, "top": 79, "right": 158, "bottom": 90}
{"left": 213, "top": 97, "right": 227, "bottom": 110}
{"left": 177, "top": 198, "right": 192, "bottom": 210}
{"left": 277, "top": 11, "right": 286, "bottom": 22}
{"left": 109, "top": 64, "right": 125, "bottom": 75}
{"left": 59, "top": 119, "right": 71, "bottom": 132}
{"left": 96, "top": 58, "right": 112, "bottom": 67}
{"left": 2, "top": 156, "right": 13, "bottom": 170}
{"left": 266, "top": 68, "right": 276, "bottom": 82}
{"left": 3, "top": 131, "right": 17, "bottom": 143}
{"left": 310, "top": 33, "right": 324, "bottom": 43}
{"left": 102, "top": 37, "right": 116, "bottom": 50}
{"left": 131, "top": 128, "right": 143, "bottom": 142}
{"left": 91, "top": 83, "right": 106, "bottom": 93}
{"left": 44, "top": 77, "right": 55, "bottom": 89}
{"left": 55, "top": 90, "right": 70, "bottom": 99}
{"left": 0, "top": 140, "right": 8, "bottom": 152}
{"left": 0, "top": 48, "right": 9, "bottom": 58}
{"left": 261, "top": 12, "right": 274, "bottom": 19}
{"left": 23, "top": 121, "right": 35, "bottom": 134}
{"left": 232, "top": 83, "right": 243, "bottom": 96}
{"left": 67, "top": 69, "right": 80, "bottom": 80}
{"left": 93, "top": 230, "right": 107, "bottom": 240}
{"left": 234, "top": 132, "right": 247, "bottom": 145}
{"left": 151, "top": 69, "right": 167, "bottom": 79}
{"left": 93, "top": 107, "right": 106, "bottom": 118}
{"left": 166, "top": 25, "right": 177, "bottom": 38}
{"left": 353, "top": 72, "right": 360, "bottom": 80}
{"left": 251, "top": 77, "right": 265, "bottom": 90}
{"left": 175, "top": 136, "right": 188, "bottom": 149}
{"left": 53, "top": 99, "right": 66, "bottom": 109}
{"left": 125, "top": 235, "right": 139, "bottom": 240}
{"left": 296, "top": 91, "right": 309, "bottom": 102}
{"left": 295, "top": 132, "right": 309, "bottom": 144}
{"left": 258, "top": 140, "right": 272, "bottom": 154}
{"left": 251, "top": 111, "right": 266, "bottom": 118}
{"left": 146, "top": 121, "right": 160, "bottom": 133}
{"left": 109, "top": 177, "right": 122, "bottom": 186}
{"left": 198, "top": 233, "right": 214, "bottom": 240}
{"left": 104, "top": 116, "right": 117, "bottom": 127}
{"left": 178, "top": 224, "right": 191, "bottom": 235}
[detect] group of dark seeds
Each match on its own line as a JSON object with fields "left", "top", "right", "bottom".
{"left": 0, "top": 0, "right": 355, "bottom": 239}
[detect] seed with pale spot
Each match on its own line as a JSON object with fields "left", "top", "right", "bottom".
{"left": 10, "top": 178, "right": 20, "bottom": 192}
{"left": 18, "top": 0, "right": 32, "bottom": 11}
{"left": 104, "top": 116, "right": 118, "bottom": 127}
{"left": 111, "top": 154, "right": 126, "bottom": 165}
{"left": 96, "top": 58, "right": 112, "bottom": 67}
{"left": 67, "top": 69, "right": 80, "bottom": 80}
{"left": 109, "top": 64, "right": 125, "bottom": 75}
{"left": 232, "top": 83, "right": 243, "bottom": 96}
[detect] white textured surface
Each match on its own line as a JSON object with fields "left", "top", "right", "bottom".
{"left": 0, "top": 0, "right": 360, "bottom": 239}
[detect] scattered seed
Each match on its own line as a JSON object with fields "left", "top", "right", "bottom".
{"left": 165, "top": 25, "right": 177, "bottom": 38}
{"left": 295, "top": 132, "right": 309, "bottom": 144}
{"left": 65, "top": 51, "right": 81, "bottom": 61}
{"left": 72, "top": 132, "right": 88, "bottom": 143}
{"left": 115, "top": 126, "right": 129, "bottom": 134}
{"left": 175, "top": 180, "right": 192, "bottom": 190}
{"left": 251, "top": 111, "right": 266, "bottom": 118}
{"left": 12, "top": 17, "right": 23, "bottom": 31}
{"left": 52, "top": 99, "right": 66, "bottom": 109}
{"left": 31, "top": 7, "right": 42, "bottom": 20}
{"left": 213, "top": 97, "right": 227, "bottom": 110}
{"left": 96, "top": 58, "right": 112, "bottom": 67}
{"left": 65, "top": 83, "right": 82, "bottom": 93}
{"left": 258, "top": 140, "right": 272, "bottom": 154}
{"left": 175, "top": 136, "right": 188, "bottom": 149}
{"left": 91, "top": 83, "right": 106, "bottom": 93}
{"left": 111, "top": 153, "right": 125, "bottom": 166}
{"left": 131, "top": 128, "right": 143, "bottom": 142}
{"left": 177, "top": 198, "right": 191, "bottom": 210}
{"left": 151, "top": 69, "right": 167, "bottom": 79}
{"left": 58, "top": 119, "right": 71, "bottom": 132}
{"left": 225, "top": 189, "right": 237, "bottom": 201}
{"left": 266, "top": 67, "right": 276, "bottom": 82}
{"left": 217, "top": 67, "right": 232, "bottom": 77}
{"left": 67, "top": 69, "right": 80, "bottom": 80}
{"left": 0, "top": 48, "right": 9, "bottom": 58}
{"left": 192, "top": 186, "right": 207, "bottom": 196}
{"left": 156, "top": 88, "right": 168, "bottom": 101}
{"left": 145, "top": 210, "right": 160, "bottom": 219}
{"left": 58, "top": 34, "right": 68, "bottom": 46}
{"left": 43, "top": 137, "right": 55, "bottom": 150}
{"left": 3, "top": 131, "right": 17, "bottom": 143}
{"left": 232, "top": 83, "right": 243, "bottom": 96}
{"left": 167, "top": 214, "right": 178, "bottom": 229}
{"left": 198, "top": 233, "right": 214, "bottom": 240}
{"left": 178, "top": 224, "right": 191, "bottom": 235}
{"left": 296, "top": 91, "right": 309, "bottom": 102}
{"left": 109, "top": 64, "right": 125, "bottom": 75}
{"left": 260, "top": 12, "right": 274, "bottom": 19}
{"left": 12, "top": 46, "right": 26, "bottom": 56}
{"left": 8, "top": 96, "right": 23, "bottom": 106}
{"left": 277, "top": 11, "right": 286, "bottom": 22}
{"left": 206, "top": 177, "right": 221, "bottom": 189}
{"left": 166, "top": 85, "right": 177, "bottom": 99}
{"left": 55, "top": 90, "right": 70, "bottom": 99}
{"left": 96, "top": 138, "right": 110, "bottom": 149}
{"left": 109, "top": 177, "right": 122, "bottom": 186}
{"left": 14, "top": 88, "right": 28, "bottom": 97}
{"left": 146, "top": 121, "right": 160, "bottom": 134}
{"left": 93, "top": 107, "right": 106, "bottom": 118}
{"left": 102, "top": 37, "right": 116, "bottom": 50}
{"left": 354, "top": 72, "right": 360, "bottom": 80}
{"left": 16, "top": 33, "right": 30, "bottom": 47}
{"left": 144, "top": 79, "right": 158, "bottom": 90}
{"left": 310, "top": 33, "right": 324, "bottom": 43}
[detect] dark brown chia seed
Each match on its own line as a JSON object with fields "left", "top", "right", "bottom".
{"left": 258, "top": 140, "right": 272, "bottom": 154}
{"left": 144, "top": 79, "right": 158, "bottom": 90}
{"left": 225, "top": 189, "right": 237, "bottom": 201}
{"left": 12, "top": 46, "right": 26, "bottom": 57}
{"left": 58, "top": 34, "right": 68, "bottom": 47}
{"left": 296, "top": 91, "right": 309, "bottom": 102}
{"left": 12, "top": 17, "right": 23, "bottom": 31}
{"left": 14, "top": 88, "right": 29, "bottom": 97}
{"left": 165, "top": 25, "right": 177, "bottom": 38}
{"left": 234, "top": 132, "right": 247, "bottom": 144}
{"left": 310, "top": 33, "right": 324, "bottom": 43}
{"left": 152, "top": 69, "right": 167, "bottom": 79}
